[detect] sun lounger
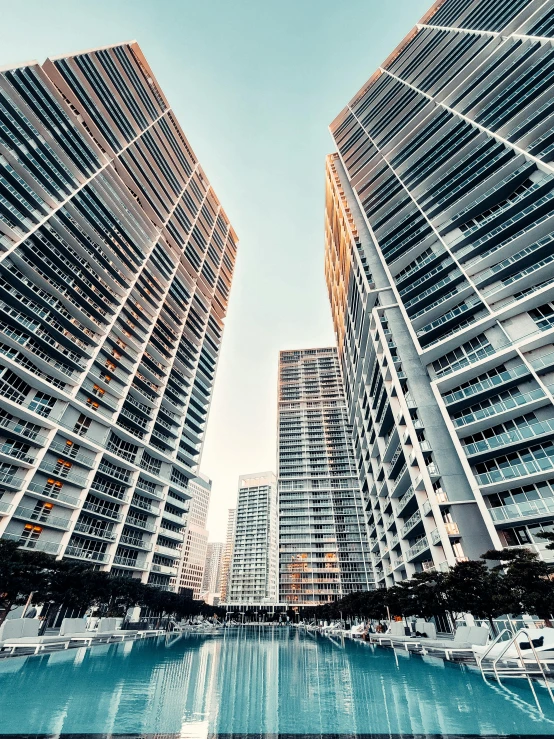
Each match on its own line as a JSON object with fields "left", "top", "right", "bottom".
{"left": 0, "top": 618, "right": 40, "bottom": 646}
{"left": 2, "top": 635, "right": 71, "bottom": 655}
{"left": 473, "top": 627, "right": 554, "bottom": 664}
{"left": 422, "top": 626, "right": 489, "bottom": 659}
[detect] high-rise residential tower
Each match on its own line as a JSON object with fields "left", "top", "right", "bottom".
{"left": 201, "top": 541, "right": 224, "bottom": 603}
{"left": 219, "top": 507, "right": 236, "bottom": 603}
{"left": 177, "top": 475, "right": 211, "bottom": 598}
{"left": 227, "top": 472, "right": 278, "bottom": 605}
{"left": 0, "top": 42, "right": 237, "bottom": 591}
{"left": 278, "top": 347, "right": 373, "bottom": 605}
{"left": 325, "top": 0, "right": 554, "bottom": 587}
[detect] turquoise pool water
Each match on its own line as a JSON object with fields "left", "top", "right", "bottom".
{"left": 0, "top": 627, "right": 552, "bottom": 736}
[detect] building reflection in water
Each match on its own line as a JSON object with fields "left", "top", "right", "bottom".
{"left": 0, "top": 628, "right": 552, "bottom": 735}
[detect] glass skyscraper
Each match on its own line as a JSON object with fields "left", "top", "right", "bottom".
{"left": 0, "top": 42, "right": 237, "bottom": 591}
{"left": 325, "top": 0, "right": 554, "bottom": 587}
{"left": 278, "top": 347, "right": 373, "bottom": 605}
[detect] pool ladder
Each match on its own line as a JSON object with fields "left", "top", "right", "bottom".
{"left": 476, "top": 628, "right": 554, "bottom": 712}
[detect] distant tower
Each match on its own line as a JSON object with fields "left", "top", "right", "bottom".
{"left": 201, "top": 541, "right": 224, "bottom": 604}
{"left": 220, "top": 508, "right": 236, "bottom": 603}
{"left": 176, "top": 475, "right": 211, "bottom": 598}
{"left": 227, "top": 472, "right": 278, "bottom": 604}
{"left": 277, "top": 347, "right": 373, "bottom": 604}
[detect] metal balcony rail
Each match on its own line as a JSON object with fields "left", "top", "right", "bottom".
{"left": 82, "top": 500, "right": 122, "bottom": 521}
{"left": 73, "top": 521, "right": 117, "bottom": 540}
{"left": 464, "top": 417, "right": 554, "bottom": 456}
{"left": 489, "top": 497, "right": 554, "bottom": 523}
{"left": 401, "top": 508, "right": 422, "bottom": 538}
{"left": 453, "top": 388, "right": 546, "bottom": 427}
{"left": 0, "top": 444, "right": 34, "bottom": 464}
{"left": 405, "top": 536, "right": 430, "bottom": 561}
{"left": 26, "top": 481, "right": 80, "bottom": 506}
{"left": 14, "top": 505, "right": 70, "bottom": 529}
{"left": 65, "top": 545, "right": 109, "bottom": 562}
{"left": 113, "top": 555, "right": 141, "bottom": 567}
{"left": 476, "top": 455, "right": 554, "bottom": 486}
{"left": 2, "top": 532, "right": 60, "bottom": 554}
{"left": 38, "top": 462, "right": 89, "bottom": 487}
{"left": 119, "top": 534, "right": 152, "bottom": 550}
{"left": 49, "top": 440, "right": 97, "bottom": 467}
{"left": 443, "top": 364, "right": 528, "bottom": 405}
{"left": 0, "top": 418, "right": 47, "bottom": 445}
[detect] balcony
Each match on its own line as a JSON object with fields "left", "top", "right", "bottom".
{"left": 401, "top": 509, "right": 423, "bottom": 538}
{"left": 154, "top": 543, "right": 181, "bottom": 559}
{"left": 405, "top": 537, "right": 430, "bottom": 562}
{"left": 26, "top": 482, "right": 80, "bottom": 508}
{"left": 0, "top": 471, "right": 26, "bottom": 491}
{"left": 463, "top": 417, "right": 554, "bottom": 458}
{"left": 453, "top": 387, "right": 546, "bottom": 429}
{"left": 119, "top": 534, "right": 152, "bottom": 551}
{"left": 112, "top": 555, "right": 146, "bottom": 569}
{"left": 130, "top": 497, "right": 160, "bottom": 516}
{"left": 38, "top": 462, "right": 89, "bottom": 487}
{"left": 489, "top": 497, "right": 554, "bottom": 525}
{"left": 65, "top": 546, "right": 110, "bottom": 563}
{"left": 161, "top": 509, "right": 186, "bottom": 526}
{"left": 13, "top": 506, "right": 71, "bottom": 530}
{"left": 158, "top": 526, "right": 184, "bottom": 542}
{"left": 0, "top": 444, "right": 35, "bottom": 466}
{"left": 82, "top": 500, "right": 123, "bottom": 521}
{"left": 151, "top": 562, "right": 177, "bottom": 576}
{"left": 49, "top": 440, "right": 97, "bottom": 468}
{"left": 396, "top": 485, "right": 416, "bottom": 516}
{"left": 444, "top": 521, "right": 460, "bottom": 536}
{"left": 0, "top": 417, "right": 48, "bottom": 446}
{"left": 125, "top": 516, "right": 157, "bottom": 533}
{"left": 89, "top": 482, "right": 129, "bottom": 504}
{"left": 73, "top": 521, "right": 117, "bottom": 541}
{"left": 2, "top": 532, "right": 60, "bottom": 555}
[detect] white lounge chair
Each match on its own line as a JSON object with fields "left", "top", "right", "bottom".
{"left": 422, "top": 626, "right": 489, "bottom": 659}
{"left": 96, "top": 617, "right": 138, "bottom": 641}
{"left": 1, "top": 621, "right": 72, "bottom": 655}
{"left": 473, "top": 627, "right": 554, "bottom": 664}
{"left": 59, "top": 618, "right": 110, "bottom": 647}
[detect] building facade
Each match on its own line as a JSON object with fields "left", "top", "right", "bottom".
{"left": 201, "top": 541, "right": 224, "bottom": 603}
{"left": 177, "top": 474, "right": 211, "bottom": 597}
{"left": 0, "top": 42, "right": 237, "bottom": 591}
{"left": 278, "top": 347, "right": 373, "bottom": 605}
{"left": 219, "top": 507, "right": 236, "bottom": 603}
{"left": 227, "top": 472, "right": 278, "bottom": 605}
{"left": 325, "top": 0, "right": 554, "bottom": 588}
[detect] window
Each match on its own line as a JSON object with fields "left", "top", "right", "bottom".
{"left": 73, "top": 414, "right": 91, "bottom": 436}
{"left": 28, "top": 392, "right": 56, "bottom": 417}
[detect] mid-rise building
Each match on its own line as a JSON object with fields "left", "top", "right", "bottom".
{"left": 278, "top": 347, "right": 373, "bottom": 605}
{"left": 0, "top": 42, "right": 237, "bottom": 591}
{"left": 177, "top": 475, "right": 211, "bottom": 597}
{"left": 201, "top": 541, "right": 223, "bottom": 603}
{"left": 227, "top": 472, "right": 278, "bottom": 605}
{"left": 325, "top": 0, "right": 554, "bottom": 587}
{"left": 219, "top": 507, "right": 236, "bottom": 603}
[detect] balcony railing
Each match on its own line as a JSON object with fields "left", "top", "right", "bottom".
{"left": 26, "top": 482, "right": 80, "bottom": 506}
{"left": 476, "top": 455, "right": 554, "bottom": 486}
{"left": 49, "top": 440, "right": 97, "bottom": 467}
{"left": 119, "top": 534, "right": 152, "bottom": 550}
{"left": 13, "top": 506, "right": 70, "bottom": 530}
{"left": 2, "top": 532, "right": 60, "bottom": 554}
{"left": 463, "top": 417, "right": 554, "bottom": 456}
{"left": 401, "top": 509, "right": 422, "bottom": 538}
{"left": 453, "top": 387, "right": 545, "bottom": 427}
{"left": 0, "top": 418, "right": 48, "bottom": 445}
{"left": 65, "top": 546, "right": 109, "bottom": 563}
{"left": 82, "top": 500, "right": 123, "bottom": 521}
{"left": 405, "top": 537, "right": 430, "bottom": 561}
{"left": 489, "top": 497, "right": 554, "bottom": 523}
{"left": 113, "top": 555, "right": 143, "bottom": 568}
{"left": 73, "top": 521, "right": 117, "bottom": 540}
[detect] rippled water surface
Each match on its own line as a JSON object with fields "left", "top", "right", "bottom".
{"left": 0, "top": 627, "right": 553, "bottom": 736}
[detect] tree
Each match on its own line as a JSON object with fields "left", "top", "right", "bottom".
{"left": 444, "top": 559, "right": 507, "bottom": 635}
{"left": 482, "top": 548, "right": 554, "bottom": 627}
{"left": 0, "top": 540, "right": 59, "bottom": 625}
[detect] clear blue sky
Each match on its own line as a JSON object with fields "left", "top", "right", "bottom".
{"left": 0, "top": 0, "right": 431, "bottom": 540}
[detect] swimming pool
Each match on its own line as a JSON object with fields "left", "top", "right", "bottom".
{"left": 0, "top": 627, "right": 552, "bottom": 736}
